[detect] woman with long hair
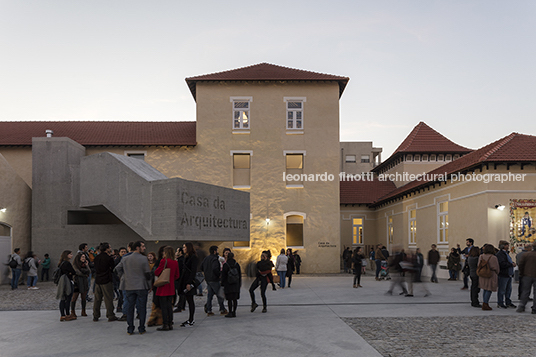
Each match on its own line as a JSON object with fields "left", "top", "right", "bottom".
{"left": 447, "top": 247, "right": 461, "bottom": 280}
{"left": 154, "top": 246, "right": 180, "bottom": 331}
{"left": 275, "top": 248, "right": 288, "bottom": 289}
{"left": 56, "top": 250, "right": 76, "bottom": 321}
{"left": 148, "top": 245, "right": 166, "bottom": 327}
{"left": 478, "top": 244, "right": 500, "bottom": 310}
{"left": 352, "top": 247, "right": 365, "bottom": 288}
{"left": 179, "top": 242, "right": 198, "bottom": 327}
{"left": 467, "top": 246, "right": 481, "bottom": 307}
{"left": 70, "top": 253, "right": 90, "bottom": 318}
{"left": 147, "top": 252, "right": 156, "bottom": 271}
{"left": 221, "top": 252, "right": 241, "bottom": 317}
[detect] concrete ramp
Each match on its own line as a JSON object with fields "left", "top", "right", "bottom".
{"left": 79, "top": 152, "right": 250, "bottom": 242}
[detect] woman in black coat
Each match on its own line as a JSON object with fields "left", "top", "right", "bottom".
{"left": 179, "top": 242, "right": 199, "bottom": 327}
{"left": 221, "top": 252, "right": 241, "bottom": 318}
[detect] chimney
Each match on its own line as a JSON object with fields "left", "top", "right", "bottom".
{"left": 45, "top": 129, "right": 53, "bottom": 138}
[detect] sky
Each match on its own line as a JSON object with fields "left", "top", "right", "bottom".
{"left": 1, "top": 0, "right": 535, "bottom": 158}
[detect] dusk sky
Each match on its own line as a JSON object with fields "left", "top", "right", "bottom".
{"left": 1, "top": 1, "right": 535, "bottom": 158}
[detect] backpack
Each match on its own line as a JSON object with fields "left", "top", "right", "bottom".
{"left": 8, "top": 256, "right": 18, "bottom": 269}
{"left": 477, "top": 256, "right": 493, "bottom": 278}
{"left": 22, "top": 258, "right": 31, "bottom": 272}
{"left": 53, "top": 262, "right": 65, "bottom": 285}
{"left": 227, "top": 264, "right": 239, "bottom": 285}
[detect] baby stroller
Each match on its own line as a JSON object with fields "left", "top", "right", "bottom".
{"left": 379, "top": 260, "right": 391, "bottom": 280}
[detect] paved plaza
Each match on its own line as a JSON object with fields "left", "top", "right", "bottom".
{"left": 1, "top": 272, "right": 535, "bottom": 357}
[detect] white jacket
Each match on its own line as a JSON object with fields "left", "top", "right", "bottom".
{"left": 275, "top": 254, "right": 288, "bottom": 272}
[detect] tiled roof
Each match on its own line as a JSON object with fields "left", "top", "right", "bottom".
{"left": 373, "top": 122, "right": 472, "bottom": 173}
{"left": 372, "top": 132, "right": 536, "bottom": 206}
{"left": 340, "top": 178, "right": 397, "bottom": 205}
{"left": 185, "top": 63, "right": 349, "bottom": 100}
{"left": 0, "top": 121, "right": 197, "bottom": 146}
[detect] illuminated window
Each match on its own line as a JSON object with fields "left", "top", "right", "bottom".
{"left": 285, "top": 152, "right": 305, "bottom": 187}
{"left": 232, "top": 153, "right": 251, "bottom": 188}
{"left": 352, "top": 218, "right": 363, "bottom": 245}
{"left": 409, "top": 209, "right": 417, "bottom": 244}
{"left": 233, "top": 241, "right": 249, "bottom": 248}
{"left": 438, "top": 201, "right": 449, "bottom": 243}
{"left": 388, "top": 217, "right": 393, "bottom": 244}
{"left": 286, "top": 215, "right": 304, "bottom": 247}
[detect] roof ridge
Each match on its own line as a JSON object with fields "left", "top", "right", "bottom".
{"left": 397, "top": 121, "right": 424, "bottom": 152}
{"left": 478, "top": 132, "right": 518, "bottom": 161}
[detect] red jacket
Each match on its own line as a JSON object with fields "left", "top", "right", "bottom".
{"left": 154, "top": 258, "right": 180, "bottom": 296}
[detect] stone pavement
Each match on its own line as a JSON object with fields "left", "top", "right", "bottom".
{"left": 1, "top": 272, "right": 535, "bottom": 357}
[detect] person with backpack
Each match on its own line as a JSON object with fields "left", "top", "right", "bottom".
{"left": 221, "top": 252, "right": 241, "bottom": 318}
{"left": 9, "top": 248, "right": 23, "bottom": 290}
{"left": 24, "top": 251, "right": 39, "bottom": 290}
{"left": 478, "top": 244, "right": 500, "bottom": 311}
{"left": 201, "top": 245, "right": 227, "bottom": 316}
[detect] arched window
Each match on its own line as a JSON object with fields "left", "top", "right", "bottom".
{"left": 284, "top": 212, "right": 305, "bottom": 247}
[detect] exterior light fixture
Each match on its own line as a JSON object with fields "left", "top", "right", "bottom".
{"left": 495, "top": 204, "right": 505, "bottom": 211}
{"left": 0, "top": 208, "right": 6, "bottom": 213}
{"left": 266, "top": 218, "right": 270, "bottom": 225}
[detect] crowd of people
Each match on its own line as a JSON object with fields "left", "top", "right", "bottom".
{"left": 6, "top": 242, "right": 303, "bottom": 335}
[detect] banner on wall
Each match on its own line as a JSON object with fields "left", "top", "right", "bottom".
{"left": 510, "top": 199, "right": 536, "bottom": 244}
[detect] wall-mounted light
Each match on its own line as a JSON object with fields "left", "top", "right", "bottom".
{"left": 266, "top": 218, "right": 271, "bottom": 225}
{"left": 0, "top": 208, "right": 6, "bottom": 213}
{"left": 495, "top": 204, "right": 505, "bottom": 211}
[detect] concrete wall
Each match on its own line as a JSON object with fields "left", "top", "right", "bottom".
{"left": 340, "top": 142, "right": 382, "bottom": 174}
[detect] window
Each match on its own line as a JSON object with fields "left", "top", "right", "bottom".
{"left": 438, "top": 201, "right": 449, "bottom": 243}
{"left": 446, "top": 154, "right": 452, "bottom": 161}
{"left": 286, "top": 215, "right": 304, "bottom": 247}
{"left": 430, "top": 154, "right": 436, "bottom": 161}
{"left": 231, "top": 97, "right": 252, "bottom": 130}
{"left": 438, "top": 154, "right": 444, "bottom": 161}
{"left": 346, "top": 155, "right": 356, "bottom": 163}
{"left": 414, "top": 154, "right": 420, "bottom": 161}
{"left": 406, "top": 155, "right": 413, "bottom": 162}
{"left": 233, "top": 241, "right": 249, "bottom": 248}
{"left": 422, "top": 154, "right": 428, "bottom": 161}
{"left": 361, "top": 155, "right": 370, "bottom": 163}
{"left": 284, "top": 151, "right": 305, "bottom": 187}
{"left": 388, "top": 217, "right": 393, "bottom": 244}
{"left": 284, "top": 97, "right": 306, "bottom": 130}
{"left": 409, "top": 209, "right": 416, "bottom": 244}
{"left": 352, "top": 218, "right": 363, "bottom": 245}
{"left": 125, "top": 151, "right": 146, "bottom": 161}
{"left": 231, "top": 151, "right": 251, "bottom": 188}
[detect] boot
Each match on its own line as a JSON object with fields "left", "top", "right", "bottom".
{"left": 156, "top": 324, "right": 170, "bottom": 331}
{"left": 482, "top": 303, "right": 492, "bottom": 311}
{"left": 81, "top": 309, "right": 87, "bottom": 317}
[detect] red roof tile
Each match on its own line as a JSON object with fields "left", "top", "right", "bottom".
{"left": 372, "top": 132, "right": 536, "bottom": 206}
{"left": 185, "top": 63, "right": 349, "bottom": 100}
{"left": 373, "top": 122, "right": 472, "bottom": 173}
{"left": 0, "top": 121, "right": 197, "bottom": 146}
{"left": 340, "top": 178, "right": 397, "bottom": 205}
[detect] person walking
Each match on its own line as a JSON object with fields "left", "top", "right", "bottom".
{"left": 249, "top": 252, "right": 272, "bottom": 313}
{"left": 178, "top": 242, "right": 199, "bottom": 327}
{"left": 41, "top": 253, "right": 51, "bottom": 282}
{"left": 71, "top": 253, "right": 90, "bottom": 317}
{"left": 375, "top": 244, "right": 386, "bottom": 281}
{"left": 496, "top": 240, "right": 516, "bottom": 309}
{"left": 516, "top": 242, "right": 536, "bottom": 314}
{"left": 286, "top": 248, "right": 295, "bottom": 288}
{"left": 115, "top": 241, "right": 153, "bottom": 335}
{"left": 221, "top": 252, "right": 241, "bottom": 318}
{"left": 9, "top": 248, "right": 22, "bottom": 290}
{"left": 478, "top": 244, "right": 500, "bottom": 311}
{"left": 352, "top": 247, "right": 365, "bottom": 288}
{"left": 427, "top": 244, "right": 440, "bottom": 283}
{"left": 25, "top": 251, "right": 39, "bottom": 289}
{"left": 92, "top": 242, "right": 118, "bottom": 322}
{"left": 467, "top": 246, "right": 481, "bottom": 307}
{"left": 56, "top": 250, "right": 76, "bottom": 321}
{"left": 275, "top": 249, "right": 288, "bottom": 288}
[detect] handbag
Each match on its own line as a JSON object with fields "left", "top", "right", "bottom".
{"left": 477, "top": 256, "right": 493, "bottom": 278}
{"left": 154, "top": 259, "right": 171, "bottom": 287}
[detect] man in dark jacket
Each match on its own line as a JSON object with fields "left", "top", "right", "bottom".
{"left": 516, "top": 243, "right": 536, "bottom": 314}
{"left": 427, "top": 244, "right": 440, "bottom": 283}
{"left": 93, "top": 242, "right": 118, "bottom": 322}
{"left": 496, "top": 240, "right": 516, "bottom": 309}
{"left": 201, "top": 246, "right": 227, "bottom": 316}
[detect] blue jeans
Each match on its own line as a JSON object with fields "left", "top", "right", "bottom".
{"left": 483, "top": 289, "right": 492, "bottom": 304}
{"left": 375, "top": 260, "right": 382, "bottom": 278}
{"left": 11, "top": 268, "right": 21, "bottom": 289}
{"left": 27, "top": 275, "right": 38, "bottom": 287}
{"left": 449, "top": 270, "right": 458, "bottom": 280}
{"left": 278, "top": 271, "right": 287, "bottom": 288}
{"left": 206, "top": 281, "right": 225, "bottom": 313}
{"left": 429, "top": 264, "right": 438, "bottom": 282}
{"left": 497, "top": 276, "right": 512, "bottom": 306}
{"left": 122, "top": 290, "right": 129, "bottom": 313}
{"left": 126, "top": 290, "right": 148, "bottom": 333}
